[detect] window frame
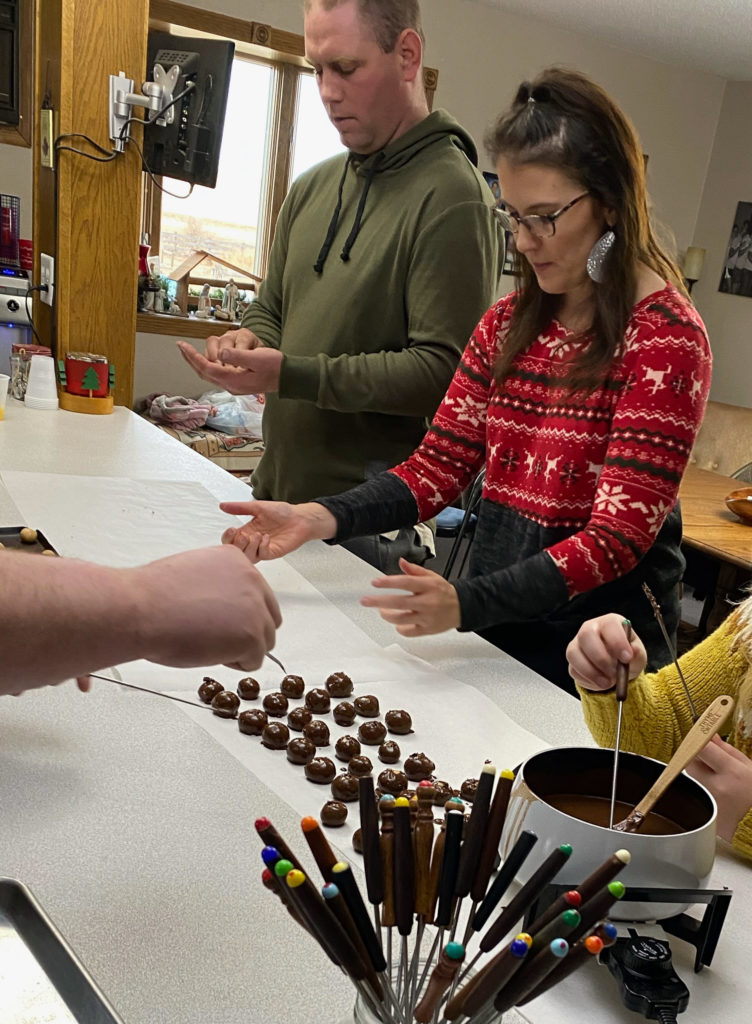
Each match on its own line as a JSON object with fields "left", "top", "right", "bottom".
{"left": 0, "top": 0, "right": 33, "bottom": 148}
{"left": 139, "top": 0, "right": 437, "bottom": 337}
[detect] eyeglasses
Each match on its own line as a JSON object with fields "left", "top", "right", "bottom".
{"left": 494, "top": 192, "right": 590, "bottom": 239}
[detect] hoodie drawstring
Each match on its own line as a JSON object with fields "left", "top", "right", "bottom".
{"left": 313, "top": 154, "right": 352, "bottom": 274}
{"left": 313, "top": 151, "right": 385, "bottom": 273}
{"left": 340, "top": 151, "right": 384, "bottom": 263}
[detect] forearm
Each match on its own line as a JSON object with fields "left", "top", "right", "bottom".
{"left": 316, "top": 472, "right": 420, "bottom": 543}
{"left": 0, "top": 555, "right": 154, "bottom": 693}
{"left": 732, "top": 809, "right": 752, "bottom": 861}
{"left": 279, "top": 341, "right": 461, "bottom": 417}
{"left": 453, "top": 549, "right": 569, "bottom": 632}
{"left": 241, "top": 288, "right": 282, "bottom": 350}
{"left": 577, "top": 611, "right": 748, "bottom": 757}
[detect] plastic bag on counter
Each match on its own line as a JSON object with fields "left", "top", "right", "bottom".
{"left": 201, "top": 390, "right": 265, "bottom": 437}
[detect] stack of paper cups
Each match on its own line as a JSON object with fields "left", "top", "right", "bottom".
{"left": 24, "top": 354, "right": 59, "bottom": 410}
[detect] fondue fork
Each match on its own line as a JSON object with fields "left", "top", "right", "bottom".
{"left": 265, "top": 651, "right": 287, "bottom": 673}
{"left": 89, "top": 672, "right": 213, "bottom": 709}
{"left": 608, "top": 620, "right": 633, "bottom": 829}
{"left": 642, "top": 582, "right": 698, "bottom": 721}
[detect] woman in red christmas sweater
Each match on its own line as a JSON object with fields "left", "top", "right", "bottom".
{"left": 219, "top": 68, "right": 712, "bottom": 694}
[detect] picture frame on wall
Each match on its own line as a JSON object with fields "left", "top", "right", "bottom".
{"left": 482, "top": 171, "right": 516, "bottom": 276}
{"left": 719, "top": 201, "right": 752, "bottom": 296}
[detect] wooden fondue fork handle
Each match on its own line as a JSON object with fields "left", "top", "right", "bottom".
{"left": 612, "top": 694, "right": 734, "bottom": 833}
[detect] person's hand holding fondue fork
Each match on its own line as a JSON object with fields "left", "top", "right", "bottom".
{"left": 567, "top": 612, "right": 752, "bottom": 845}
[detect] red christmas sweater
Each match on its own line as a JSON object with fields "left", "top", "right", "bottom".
{"left": 392, "top": 284, "right": 712, "bottom": 600}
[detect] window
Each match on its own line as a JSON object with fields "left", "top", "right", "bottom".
{"left": 158, "top": 58, "right": 276, "bottom": 282}
{"left": 140, "top": 1, "right": 436, "bottom": 334}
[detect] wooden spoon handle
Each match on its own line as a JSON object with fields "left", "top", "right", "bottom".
{"left": 614, "top": 693, "right": 734, "bottom": 832}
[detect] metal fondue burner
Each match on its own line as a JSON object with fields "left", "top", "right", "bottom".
{"left": 524, "top": 882, "right": 732, "bottom": 1017}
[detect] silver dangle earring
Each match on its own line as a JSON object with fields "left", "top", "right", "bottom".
{"left": 586, "top": 229, "right": 615, "bottom": 283}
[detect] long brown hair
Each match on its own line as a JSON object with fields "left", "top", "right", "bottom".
{"left": 485, "top": 67, "right": 686, "bottom": 391}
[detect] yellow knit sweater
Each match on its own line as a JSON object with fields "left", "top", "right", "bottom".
{"left": 578, "top": 598, "right": 752, "bottom": 860}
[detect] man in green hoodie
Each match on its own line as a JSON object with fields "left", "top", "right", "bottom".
{"left": 178, "top": 0, "right": 501, "bottom": 571}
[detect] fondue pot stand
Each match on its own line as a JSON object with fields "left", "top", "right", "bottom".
{"left": 500, "top": 746, "right": 717, "bottom": 920}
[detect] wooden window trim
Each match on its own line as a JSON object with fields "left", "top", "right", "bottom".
{"left": 0, "top": 0, "right": 33, "bottom": 147}
{"left": 139, "top": 0, "right": 437, "bottom": 336}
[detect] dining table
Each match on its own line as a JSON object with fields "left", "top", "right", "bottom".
{"left": 679, "top": 464, "right": 752, "bottom": 570}
{"left": 0, "top": 401, "right": 749, "bottom": 1024}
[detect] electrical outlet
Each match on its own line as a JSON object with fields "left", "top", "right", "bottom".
{"left": 40, "top": 253, "right": 55, "bottom": 306}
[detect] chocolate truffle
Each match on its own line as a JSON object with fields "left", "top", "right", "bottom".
{"left": 238, "top": 709, "right": 268, "bottom": 735}
{"left": 377, "top": 768, "right": 408, "bottom": 796}
{"left": 261, "top": 721, "right": 290, "bottom": 749}
{"left": 262, "top": 691, "right": 289, "bottom": 717}
{"left": 287, "top": 736, "right": 317, "bottom": 765}
{"left": 348, "top": 755, "right": 373, "bottom": 778}
{"left": 237, "top": 677, "right": 260, "bottom": 701}
{"left": 335, "top": 735, "right": 361, "bottom": 762}
{"left": 404, "top": 752, "right": 435, "bottom": 782}
{"left": 305, "top": 688, "right": 331, "bottom": 714}
{"left": 305, "top": 756, "right": 336, "bottom": 784}
{"left": 198, "top": 677, "right": 224, "bottom": 704}
{"left": 333, "top": 701, "right": 357, "bottom": 726}
{"left": 331, "top": 771, "right": 359, "bottom": 802}
{"left": 352, "top": 827, "right": 363, "bottom": 853}
{"left": 325, "top": 671, "right": 354, "bottom": 698}
{"left": 378, "top": 740, "right": 401, "bottom": 764}
{"left": 432, "top": 780, "right": 454, "bottom": 805}
{"left": 358, "top": 720, "right": 387, "bottom": 745}
{"left": 303, "top": 719, "right": 331, "bottom": 747}
{"left": 354, "top": 694, "right": 379, "bottom": 717}
{"left": 287, "top": 706, "right": 313, "bottom": 732}
{"left": 321, "top": 800, "right": 348, "bottom": 827}
{"left": 460, "top": 778, "right": 479, "bottom": 803}
{"left": 211, "top": 690, "right": 240, "bottom": 718}
{"left": 385, "top": 709, "right": 413, "bottom": 735}
{"left": 280, "top": 674, "right": 306, "bottom": 699}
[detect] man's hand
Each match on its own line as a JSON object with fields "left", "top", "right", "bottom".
{"left": 566, "top": 612, "right": 647, "bottom": 691}
{"left": 220, "top": 501, "right": 338, "bottom": 561}
{"left": 360, "top": 558, "right": 461, "bottom": 637}
{"left": 686, "top": 734, "right": 752, "bottom": 843}
{"left": 177, "top": 328, "right": 283, "bottom": 394}
{"left": 137, "top": 545, "right": 282, "bottom": 671}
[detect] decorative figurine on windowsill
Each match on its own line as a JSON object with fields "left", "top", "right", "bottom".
{"left": 57, "top": 352, "right": 115, "bottom": 415}
{"left": 222, "top": 277, "right": 239, "bottom": 319}
{"left": 196, "top": 282, "right": 211, "bottom": 319}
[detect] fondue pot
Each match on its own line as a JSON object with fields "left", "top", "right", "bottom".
{"left": 500, "top": 746, "right": 717, "bottom": 920}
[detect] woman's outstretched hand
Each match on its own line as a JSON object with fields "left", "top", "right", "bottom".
{"left": 219, "top": 500, "right": 338, "bottom": 561}
{"left": 360, "top": 558, "right": 461, "bottom": 636}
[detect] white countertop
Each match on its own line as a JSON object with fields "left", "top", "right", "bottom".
{"left": 0, "top": 400, "right": 747, "bottom": 1024}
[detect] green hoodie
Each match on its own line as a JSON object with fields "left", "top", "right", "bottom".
{"left": 243, "top": 108, "right": 502, "bottom": 503}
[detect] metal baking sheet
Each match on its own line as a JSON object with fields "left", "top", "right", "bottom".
{"left": 0, "top": 526, "right": 59, "bottom": 555}
{"left": 0, "top": 878, "right": 124, "bottom": 1023}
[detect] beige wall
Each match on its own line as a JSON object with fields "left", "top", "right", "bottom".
{"left": 0, "top": 143, "right": 33, "bottom": 239}
{"left": 136, "top": 0, "right": 732, "bottom": 404}
{"left": 686, "top": 80, "right": 752, "bottom": 408}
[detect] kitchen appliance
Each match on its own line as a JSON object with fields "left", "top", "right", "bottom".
{"left": 0, "top": 265, "right": 32, "bottom": 378}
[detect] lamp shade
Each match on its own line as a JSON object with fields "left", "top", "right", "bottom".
{"left": 683, "top": 246, "right": 706, "bottom": 281}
